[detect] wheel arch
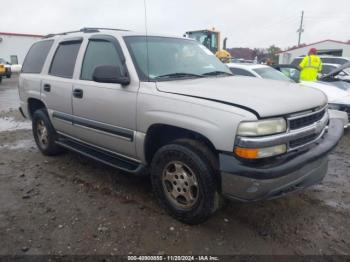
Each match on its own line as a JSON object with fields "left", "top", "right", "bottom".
{"left": 27, "top": 98, "right": 47, "bottom": 119}
{"left": 144, "top": 124, "right": 218, "bottom": 165}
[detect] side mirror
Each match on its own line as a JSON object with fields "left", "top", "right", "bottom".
{"left": 93, "top": 65, "right": 130, "bottom": 85}
{"left": 339, "top": 71, "right": 347, "bottom": 77}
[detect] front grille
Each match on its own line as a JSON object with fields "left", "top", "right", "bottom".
{"left": 289, "top": 133, "right": 318, "bottom": 148}
{"left": 289, "top": 108, "right": 326, "bottom": 130}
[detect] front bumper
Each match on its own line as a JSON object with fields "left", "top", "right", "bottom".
{"left": 220, "top": 118, "right": 344, "bottom": 201}
{"left": 329, "top": 109, "right": 349, "bottom": 128}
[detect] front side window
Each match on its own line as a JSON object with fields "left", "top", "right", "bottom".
{"left": 253, "top": 67, "right": 294, "bottom": 82}
{"left": 81, "top": 40, "right": 122, "bottom": 80}
{"left": 124, "top": 36, "right": 231, "bottom": 81}
{"left": 49, "top": 41, "right": 81, "bottom": 78}
{"left": 229, "top": 67, "right": 256, "bottom": 77}
{"left": 22, "top": 40, "right": 54, "bottom": 73}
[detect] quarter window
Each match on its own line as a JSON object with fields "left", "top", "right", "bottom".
{"left": 22, "top": 40, "right": 54, "bottom": 73}
{"left": 81, "top": 40, "right": 122, "bottom": 81}
{"left": 49, "top": 41, "right": 81, "bottom": 78}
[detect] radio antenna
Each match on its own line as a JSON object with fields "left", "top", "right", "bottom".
{"left": 144, "top": 0, "right": 150, "bottom": 81}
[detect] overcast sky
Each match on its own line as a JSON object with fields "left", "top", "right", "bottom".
{"left": 2, "top": 0, "right": 349, "bottom": 49}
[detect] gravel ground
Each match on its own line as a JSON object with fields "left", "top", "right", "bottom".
{"left": 0, "top": 76, "right": 349, "bottom": 256}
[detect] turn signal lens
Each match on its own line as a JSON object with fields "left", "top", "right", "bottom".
{"left": 234, "top": 144, "right": 287, "bottom": 159}
{"left": 234, "top": 147, "right": 259, "bottom": 159}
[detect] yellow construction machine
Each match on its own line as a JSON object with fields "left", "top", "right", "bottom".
{"left": 184, "top": 28, "right": 231, "bottom": 62}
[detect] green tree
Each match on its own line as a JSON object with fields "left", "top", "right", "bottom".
{"left": 267, "top": 45, "right": 282, "bottom": 64}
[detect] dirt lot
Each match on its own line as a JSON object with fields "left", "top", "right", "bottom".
{"left": 1, "top": 76, "right": 350, "bottom": 256}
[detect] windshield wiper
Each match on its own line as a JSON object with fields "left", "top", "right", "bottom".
{"left": 154, "top": 73, "right": 204, "bottom": 79}
{"left": 202, "top": 71, "right": 232, "bottom": 76}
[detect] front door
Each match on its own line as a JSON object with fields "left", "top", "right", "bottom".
{"left": 71, "top": 36, "right": 138, "bottom": 158}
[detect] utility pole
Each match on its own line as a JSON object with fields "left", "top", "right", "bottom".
{"left": 297, "top": 11, "right": 304, "bottom": 46}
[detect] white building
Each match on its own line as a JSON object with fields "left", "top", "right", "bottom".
{"left": 278, "top": 40, "right": 350, "bottom": 64}
{"left": 0, "top": 32, "right": 43, "bottom": 65}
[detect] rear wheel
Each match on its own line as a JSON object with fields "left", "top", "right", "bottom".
{"left": 151, "top": 139, "right": 221, "bottom": 224}
{"left": 32, "top": 109, "right": 64, "bottom": 156}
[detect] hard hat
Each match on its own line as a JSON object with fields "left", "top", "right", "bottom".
{"left": 309, "top": 48, "right": 317, "bottom": 55}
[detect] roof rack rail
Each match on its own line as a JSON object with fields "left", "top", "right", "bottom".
{"left": 43, "top": 30, "right": 82, "bottom": 38}
{"left": 80, "top": 27, "right": 129, "bottom": 32}
{"left": 43, "top": 27, "right": 129, "bottom": 38}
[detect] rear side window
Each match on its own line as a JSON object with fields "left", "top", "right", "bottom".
{"left": 22, "top": 40, "right": 54, "bottom": 73}
{"left": 81, "top": 40, "right": 122, "bottom": 80}
{"left": 49, "top": 41, "right": 82, "bottom": 78}
{"left": 229, "top": 67, "right": 256, "bottom": 77}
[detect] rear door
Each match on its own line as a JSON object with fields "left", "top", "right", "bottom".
{"left": 41, "top": 38, "right": 82, "bottom": 136}
{"left": 71, "top": 35, "right": 138, "bottom": 158}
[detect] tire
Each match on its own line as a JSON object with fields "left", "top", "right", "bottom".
{"left": 151, "top": 139, "right": 221, "bottom": 224}
{"left": 32, "top": 108, "right": 64, "bottom": 156}
{"left": 6, "top": 74, "right": 11, "bottom": 79}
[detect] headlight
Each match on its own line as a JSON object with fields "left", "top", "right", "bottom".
{"left": 237, "top": 118, "right": 287, "bottom": 137}
{"left": 234, "top": 144, "right": 287, "bottom": 159}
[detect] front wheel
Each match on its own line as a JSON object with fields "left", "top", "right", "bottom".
{"left": 32, "top": 109, "right": 64, "bottom": 156}
{"left": 151, "top": 139, "right": 220, "bottom": 224}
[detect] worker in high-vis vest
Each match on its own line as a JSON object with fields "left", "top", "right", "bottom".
{"left": 298, "top": 48, "right": 323, "bottom": 81}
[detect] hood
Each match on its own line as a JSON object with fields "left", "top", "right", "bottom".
{"left": 320, "top": 62, "right": 350, "bottom": 79}
{"left": 300, "top": 81, "right": 349, "bottom": 103}
{"left": 156, "top": 76, "right": 327, "bottom": 118}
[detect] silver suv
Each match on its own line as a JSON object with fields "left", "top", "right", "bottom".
{"left": 18, "top": 28, "right": 344, "bottom": 224}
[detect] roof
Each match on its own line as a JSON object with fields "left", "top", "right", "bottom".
{"left": 278, "top": 39, "right": 350, "bottom": 54}
{"left": 0, "top": 32, "right": 44, "bottom": 38}
{"left": 42, "top": 28, "right": 188, "bottom": 40}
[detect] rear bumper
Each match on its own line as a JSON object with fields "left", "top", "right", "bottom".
{"left": 220, "top": 118, "right": 343, "bottom": 201}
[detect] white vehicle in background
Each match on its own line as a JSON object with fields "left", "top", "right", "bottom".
{"left": 291, "top": 55, "right": 350, "bottom": 68}
{"left": 227, "top": 63, "right": 350, "bottom": 128}
{"left": 10, "top": 64, "right": 22, "bottom": 73}
{"left": 321, "top": 63, "right": 350, "bottom": 82}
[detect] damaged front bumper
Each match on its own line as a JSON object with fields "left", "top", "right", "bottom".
{"left": 219, "top": 118, "right": 344, "bottom": 201}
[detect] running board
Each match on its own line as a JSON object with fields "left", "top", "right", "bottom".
{"left": 56, "top": 138, "right": 146, "bottom": 175}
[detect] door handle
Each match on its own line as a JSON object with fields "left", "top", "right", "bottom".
{"left": 43, "top": 84, "right": 51, "bottom": 92}
{"left": 73, "top": 88, "right": 83, "bottom": 99}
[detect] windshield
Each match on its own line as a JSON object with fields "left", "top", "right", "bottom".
{"left": 253, "top": 67, "right": 294, "bottom": 82}
{"left": 124, "top": 36, "right": 232, "bottom": 81}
